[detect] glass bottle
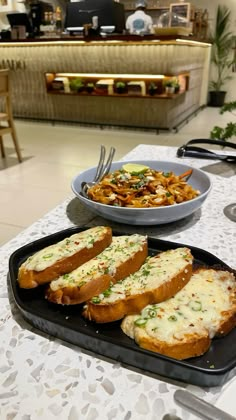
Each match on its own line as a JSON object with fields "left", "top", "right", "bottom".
{"left": 55, "top": 7, "right": 62, "bottom": 34}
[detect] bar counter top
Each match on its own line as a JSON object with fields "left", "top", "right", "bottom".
{"left": 0, "top": 33, "right": 210, "bottom": 45}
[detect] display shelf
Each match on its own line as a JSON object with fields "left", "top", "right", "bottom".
{"left": 45, "top": 72, "right": 189, "bottom": 99}
{"left": 46, "top": 90, "right": 186, "bottom": 99}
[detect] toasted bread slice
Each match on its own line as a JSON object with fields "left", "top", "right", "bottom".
{"left": 18, "top": 226, "right": 112, "bottom": 289}
{"left": 83, "top": 247, "right": 193, "bottom": 323}
{"left": 121, "top": 268, "right": 236, "bottom": 360}
{"left": 46, "top": 234, "right": 148, "bottom": 305}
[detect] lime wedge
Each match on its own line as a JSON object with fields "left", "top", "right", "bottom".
{"left": 122, "top": 163, "right": 150, "bottom": 175}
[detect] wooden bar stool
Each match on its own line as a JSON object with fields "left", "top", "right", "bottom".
{"left": 0, "top": 69, "right": 22, "bottom": 163}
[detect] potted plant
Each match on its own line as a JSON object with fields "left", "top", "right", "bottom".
{"left": 86, "top": 82, "right": 95, "bottom": 93}
{"left": 163, "top": 78, "right": 176, "bottom": 94}
{"left": 115, "top": 81, "right": 127, "bottom": 94}
{"left": 172, "top": 77, "right": 180, "bottom": 93}
{"left": 69, "top": 78, "right": 85, "bottom": 93}
{"left": 208, "top": 5, "right": 235, "bottom": 107}
{"left": 148, "top": 82, "right": 158, "bottom": 96}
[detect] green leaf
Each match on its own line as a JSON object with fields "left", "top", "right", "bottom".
{"left": 220, "top": 101, "right": 236, "bottom": 115}
{"left": 209, "top": 5, "right": 235, "bottom": 91}
{"left": 210, "top": 122, "right": 236, "bottom": 141}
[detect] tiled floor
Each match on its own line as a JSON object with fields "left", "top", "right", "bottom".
{"left": 0, "top": 106, "right": 234, "bottom": 246}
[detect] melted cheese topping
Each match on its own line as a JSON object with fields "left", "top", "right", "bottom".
{"left": 22, "top": 226, "right": 108, "bottom": 272}
{"left": 129, "top": 269, "right": 235, "bottom": 343}
{"left": 50, "top": 234, "right": 147, "bottom": 291}
{"left": 95, "top": 248, "right": 192, "bottom": 303}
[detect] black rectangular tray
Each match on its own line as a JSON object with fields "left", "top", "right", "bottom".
{"left": 8, "top": 226, "right": 236, "bottom": 387}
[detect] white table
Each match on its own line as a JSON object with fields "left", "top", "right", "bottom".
{"left": 0, "top": 145, "right": 235, "bottom": 420}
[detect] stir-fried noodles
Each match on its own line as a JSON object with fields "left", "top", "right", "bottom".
{"left": 87, "top": 166, "right": 200, "bottom": 208}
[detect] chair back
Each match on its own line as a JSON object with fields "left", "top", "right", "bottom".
{"left": 0, "top": 68, "right": 22, "bottom": 162}
{"left": 0, "top": 69, "right": 10, "bottom": 96}
{"left": 0, "top": 69, "right": 12, "bottom": 118}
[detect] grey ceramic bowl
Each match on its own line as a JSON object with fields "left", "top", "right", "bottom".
{"left": 71, "top": 160, "right": 212, "bottom": 225}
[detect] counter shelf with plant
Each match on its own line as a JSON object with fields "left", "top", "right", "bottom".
{"left": 45, "top": 73, "right": 187, "bottom": 99}
{"left": 163, "top": 77, "right": 180, "bottom": 95}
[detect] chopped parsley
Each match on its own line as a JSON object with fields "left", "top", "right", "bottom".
{"left": 134, "top": 318, "right": 148, "bottom": 327}
{"left": 168, "top": 315, "right": 177, "bottom": 322}
{"left": 43, "top": 253, "right": 53, "bottom": 259}
{"left": 91, "top": 296, "right": 101, "bottom": 304}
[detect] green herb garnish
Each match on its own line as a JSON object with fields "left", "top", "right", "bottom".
{"left": 43, "top": 253, "right": 53, "bottom": 259}
{"left": 134, "top": 318, "right": 148, "bottom": 327}
{"left": 168, "top": 315, "right": 177, "bottom": 322}
{"left": 189, "top": 301, "right": 202, "bottom": 311}
{"left": 91, "top": 296, "right": 101, "bottom": 304}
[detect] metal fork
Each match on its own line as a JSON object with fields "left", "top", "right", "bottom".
{"left": 81, "top": 145, "right": 116, "bottom": 198}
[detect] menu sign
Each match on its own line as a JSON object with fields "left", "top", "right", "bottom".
{"left": 170, "top": 2, "right": 191, "bottom": 25}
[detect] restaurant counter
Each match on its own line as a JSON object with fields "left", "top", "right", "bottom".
{"left": 0, "top": 145, "right": 235, "bottom": 419}
{"left": 0, "top": 36, "right": 211, "bottom": 130}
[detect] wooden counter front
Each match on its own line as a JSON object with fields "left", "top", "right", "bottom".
{"left": 0, "top": 38, "right": 211, "bottom": 130}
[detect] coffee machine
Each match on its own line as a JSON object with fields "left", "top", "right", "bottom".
{"left": 30, "top": 0, "right": 53, "bottom": 36}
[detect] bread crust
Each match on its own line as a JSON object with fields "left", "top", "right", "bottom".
{"left": 18, "top": 227, "right": 112, "bottom": 289}
{"left": 46, "top": 239, "right": 148, "bottom": 305}
{"left": 83, "top": 261, "right": 192, "bottom": 323}
{"left": 214, "top": 272, "right": 236, "bottom": 336}
{"left": 134, "top": 330, "right": 211, "bottom": 360}
{"left": 46, "top": 274, "right": 112, "bottom": 305}
{"left": 215, "top": 310, "right": 236, "bottom": 336}
{"left": 121, "top": 269, "right": 236, "bottom": 360}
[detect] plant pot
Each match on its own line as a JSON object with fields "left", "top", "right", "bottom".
{"left": 208, "top": 91, "right": 226, "bottom": 107}
{"left": 165, "top": 86, "right": 175, "bottom": 95}
{"left": 77, "top": 86, "right": 84, "bottom": 93}
{"left": 116, "top": 87, "right": 126, "bottom": 94}
{"left": 86, "top": 87, "right": 94, "bottom": 93}
{"left": 148, "top": 89, "right": 157, "bottom": 96}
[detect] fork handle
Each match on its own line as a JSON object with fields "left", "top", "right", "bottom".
{"left": 99, "top": 147, "right": 116, "bottom": 180}
{"left": 174, "top": 390, "right": 235, "bottom": 420}
{"left": 94, "top": 145, "right": 106, "bottom": 182}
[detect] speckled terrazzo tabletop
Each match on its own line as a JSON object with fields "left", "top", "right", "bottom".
{"left": 1, "top": 145, "right": 235, "bottom": 420}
